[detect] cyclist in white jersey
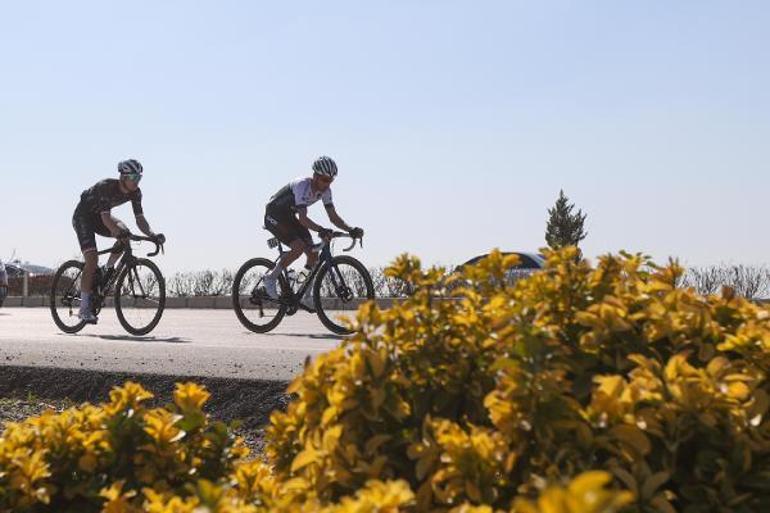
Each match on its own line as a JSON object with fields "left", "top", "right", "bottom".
{"left": 262, "top": 156, "right": 363, "bottom": 310}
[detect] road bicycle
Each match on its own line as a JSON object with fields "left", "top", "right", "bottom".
{"left": 232, "top": 232, "right": 374, "bottom": 335}
{"left": 50, "top": 235, "right": 166, "bottom": 335}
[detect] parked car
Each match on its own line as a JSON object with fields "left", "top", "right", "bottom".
{"left": 0, "top": 261, "right": 8, "bottom": 307}
{"left": 459, "top": 252, "right": 545, "bottom": 270}
{"left": 456, "top": 251, "right": 545, "bottom": 286}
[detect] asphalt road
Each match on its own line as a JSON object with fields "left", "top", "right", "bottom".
{"left": 0, "top": 308, "right": 347, "bottom": 381}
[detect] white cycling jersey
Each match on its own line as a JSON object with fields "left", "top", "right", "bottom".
{"left": 267, "top": 177, "right": 333, "bottom": 212}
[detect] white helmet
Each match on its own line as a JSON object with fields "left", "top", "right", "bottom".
{"left": 118, "top": 159, "right": 143, "bottom": 175}
{"left": 312, "top": 156, "right": 338, "bottom": 178}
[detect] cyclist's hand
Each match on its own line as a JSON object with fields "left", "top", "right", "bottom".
{"left": 115, "top": 228, "right": 131, "bottom": 239}
{"left": 349, "top": 227, "right": 364, "bottom": 239}
{"left": 153, "top": 233, "right": 166, "bottom": 245}
{"left": 318, "top": 228, "right": 334, "bottom": 240}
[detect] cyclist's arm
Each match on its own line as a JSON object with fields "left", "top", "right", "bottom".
{"left": 296, "top": 207, "right": 326, "bottom": 232}
{"left": 324, "top": 205, "right": 353, "bottom": 232}
{"left": 135, "top": 214, "right": 155, "bottom": 237}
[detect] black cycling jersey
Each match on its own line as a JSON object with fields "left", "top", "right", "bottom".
{"left": 72, "top": 179, "right": 143, "bottom": 251}
{"left": 76, "top": 179, "right": 143, "bottom": 217}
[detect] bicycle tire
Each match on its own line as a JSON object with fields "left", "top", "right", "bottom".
{"left": 114, "top": 258, "right": 166, "bottom": 335}
{"left": 232, "top": 257, "right": 288, "bottom": 333}
{"left": 50, "top": 260, "right": 88, "bottom": 334}
{"left": 314, "top": 255, "right": 374, "bottom": 335}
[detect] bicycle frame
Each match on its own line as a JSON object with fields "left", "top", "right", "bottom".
{"left": 62, "top": 237, "right": 161, "bottom": 311}
{"left": 263, "top": 233, "right": 359, "bottom": 307}
{"left": 273, "top": 242, "right": 329, "bottom": 301}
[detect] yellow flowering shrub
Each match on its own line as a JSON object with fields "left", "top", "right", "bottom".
{"left": 263, "top": 248, "right": 770, "bottom": 512}
{"left": 2, "top": 247, "right": 769, "bottom": 513}
{"left": 0, "top": 382, "right": 249, "bottom": 512}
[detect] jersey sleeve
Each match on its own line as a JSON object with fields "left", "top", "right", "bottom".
{"left": 94, "top": 180, "right": 114, "bottom": 215}
{"left": 131, "top": 189, "right": 144, "bottom": 216}
{"left": 322, "top": 188, "right": 333, "bottom": 206}
{"left": 291, "top": 179, "right": 309, "bottom": 207}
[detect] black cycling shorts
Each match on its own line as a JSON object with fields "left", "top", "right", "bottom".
{"left": 264, "top": 209, "right": 313, "bottom": 247}
{"left": 72, "top": 207, "right": 111, "bottom": 252}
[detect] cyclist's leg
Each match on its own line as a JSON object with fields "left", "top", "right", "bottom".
{"left": 73, "top": 212, "right": 99, "bottom": 293}
{"left": 280, "top": 219, "right": 314, "bottom": 272}
{"left": 304, "top": 242, "right": 319, "bottom": 269}
{"left": 103, "top": 218, "right": 128, "bottom": 268}
{"left": 277, "top": 240, "right": 306, "bottom": 269}
{"left": 264, "top": 212, "right": 309, "bottom": 274}
{"left": 72, "top": 212, "right": 99, "bottom": 321}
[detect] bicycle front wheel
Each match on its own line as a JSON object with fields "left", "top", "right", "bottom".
{"left": 114, "top": 258, "right": 166, "bottom": 336}
{"left": 232, "top": 257, "right": 288, "bottom": 333}
{"left": 314, "top": 255, "right": 375, "bottom": 335}
{"left": 50, "top": 260, "right": 87, "bottom": 334}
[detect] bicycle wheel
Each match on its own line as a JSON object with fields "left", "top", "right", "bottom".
{"left": 114, "top": 258, "right": 166, "bottom": 336}
{"left": 314, "top": 255, "right": 375, "bottom": 335}
{"left": 232, "top": 257, "right": 289, "bottom": 333}
{"left": 50, "top": 260, "right": 87, "bottom": 333}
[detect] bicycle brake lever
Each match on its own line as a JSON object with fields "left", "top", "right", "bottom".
{"left": 343, "top": 237, "right": 357, "bottom": 252}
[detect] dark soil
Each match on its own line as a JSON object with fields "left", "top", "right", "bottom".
{"left": 0, "top": 365, "right": 292, "bottom": 454}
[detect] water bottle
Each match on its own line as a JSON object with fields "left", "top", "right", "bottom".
{"left": 286, "top": 269, "right": 298, "bottom": 290}
{"left": 296, "top": 269, "right": 310, "bottom": 284}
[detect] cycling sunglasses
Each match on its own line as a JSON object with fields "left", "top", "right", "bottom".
{"left": 122, "top": 172, "right": 142, "bottom": 183}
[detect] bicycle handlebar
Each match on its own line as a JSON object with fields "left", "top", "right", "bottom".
{"left": 127, "top": 234, "right": 164, "bottom": 257}
{"left": 103, "top": 234, "right": 163, "bottom": 257}
{"left": 326, "top": 231, "right": 362, "bottom": 252}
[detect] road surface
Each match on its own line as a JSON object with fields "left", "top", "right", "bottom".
{"left": 0, "top": 308, "right": 348, "bottom": 381}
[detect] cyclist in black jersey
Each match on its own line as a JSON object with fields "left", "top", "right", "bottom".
{"left": 262, "top": 156, "right": 364, "bottom": 310}
{"left": 71, "top": 159, "right": 165, "bottom": 323}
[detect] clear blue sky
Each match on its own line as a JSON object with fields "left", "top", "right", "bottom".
{"left": 2, "top": 1, "right": 768, "bottom": 273}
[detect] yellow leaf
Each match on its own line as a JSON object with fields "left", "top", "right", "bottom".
{"left": 567, "top": 470, "right": 612, "bottom": 497}
{"left": 290, "top": 447, "right": 321, "bottom": 473}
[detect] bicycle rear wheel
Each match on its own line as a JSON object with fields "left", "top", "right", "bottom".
{"left": 232, "top": 257, "right": 289, "bottom": 333}
{"left": 314, "top": 255, "right": 374, "bottom": 335}
{"left": 115, "top": 258, "right": 166, "bottom": 335}
{"left": 50, "top": 260, "right": 87, "bottom": 333}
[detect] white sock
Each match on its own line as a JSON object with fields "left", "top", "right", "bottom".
{"left": 80, "top": 292, "right": 91, "bottom": 312}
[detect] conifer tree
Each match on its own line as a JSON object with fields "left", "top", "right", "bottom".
{"left": 545, "top": 190, "right": 587, "bottom": 251}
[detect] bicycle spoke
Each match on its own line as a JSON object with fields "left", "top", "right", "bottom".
{"left": 115, "top": 260, "right": 165, "bottom": 335}
{"left": 314, "top": 255, "right": 375, "bottom": 335}
{"left": 232, "top": 258, "right": 287, "bottom": 333}
{"left": 50, "top": 261, "right": 87, "bottom": 333}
